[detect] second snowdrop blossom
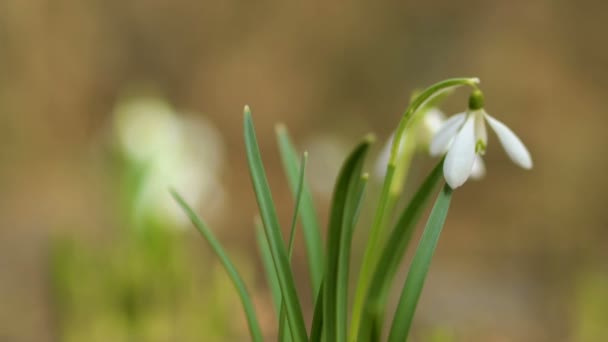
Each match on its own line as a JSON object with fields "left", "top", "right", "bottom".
{"left": 430, "top": 90, "right": 533, "bottom": 189}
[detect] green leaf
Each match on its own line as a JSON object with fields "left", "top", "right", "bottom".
{"left": 310, "top": 281, "right": 325, "bottom": 342}
{"left": 350, "top": 77, "right": 478, "bottom": 340}
{"left": 287, "top": 152, "right": 308, "bottom": 259}
{"left": 279, "top": 152, "right": 308, "bottom": 342}
{"left": 276, "top": 125, "right": 324, "bottom": 296}
{"left": 255, "top": 219, "right": 281, "bottom": 315}
{"left": 324, "top": 135, "right": 374, "bottom": 342}
{"left": 357, "top": 160, "right": 444, "bottom": 341}
{"left": 387, "top": 184, "right": 453, "bottom": 342}
{"left": 337, "top": 173, "right": 369, "bottom": 339}
{"left": 244, "top": 107, "right": 308, "bottom": 341}
{"left": 171, "top": 190, "right": 264, "bottom": 342}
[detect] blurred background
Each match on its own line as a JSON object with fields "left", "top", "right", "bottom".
{"left": 1, "top": 0, "right": 607, "bottom": 341}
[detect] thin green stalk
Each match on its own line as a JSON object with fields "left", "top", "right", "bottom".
{"left": 276, "top": 125, "right": 324, "bottom": 297}
{"left": 287, "top": 152, "right": 308, "bottom": 259}
{"left": 349, "top": 78, "right": 479, "bottom": 341}
{"left": 256, "top": 219, "right": 281, "bottom": 315}
{"left": 171, "top": 190, "right": 264, "bottom": 342}
{"left": 244, "top": 107, "right": 308, "bottom": 341}
{"left": 279, "top": 152, "right": 308, "bottom": 342}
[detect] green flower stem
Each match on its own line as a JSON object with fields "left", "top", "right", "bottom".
{"left": 349, "top": 78, "right": 479, "bottom": 341}
{"left": 171, "top": 190, "right": 264, "bottom": 342}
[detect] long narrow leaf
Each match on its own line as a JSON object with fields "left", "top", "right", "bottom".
{"left": 255, "top": 219, "right": 281, "bottom": 315}
{"left": 324, "top": 136, "right": 374, "bottom": 342}
{"left": 310, "top": 281, "right": 325, "bottom": 342}
{"left": 387, "top": 184, "right": 453, "bottom": 342}
{"left": 276, "top": 125, "right": 324, "bottom": 296}
{"left": 244, "top": 107, "right": 308, "bottom": 341}
{"left": 287, "top": 152, "right": 308, "bottom": 259}
{"left": 350, "top": 77, "right": 479, "bottom": 340}
{"left": 279, "top": 152, "right": 308, "bottom": 342}
{"left": 357, "top": 160, "right": 444, "bottom": 340}
{"left": 171, "top": 190, "right": 264, "bottom": 342}
{"left": 337, "top": 173, "right": 369, "bottom": 341}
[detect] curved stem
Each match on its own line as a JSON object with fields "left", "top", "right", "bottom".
{"left": 349, "top": 77, "right": 479, "bottom": 341}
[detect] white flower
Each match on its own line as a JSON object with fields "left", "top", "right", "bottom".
{"left": 114, "top": 97, "right": 227, "bottom": 228}
{"left": 430, "top": 91, "right": 532, "bottom": 189}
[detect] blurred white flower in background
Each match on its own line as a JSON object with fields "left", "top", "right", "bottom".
{"left": 415, "top": 108, "right": 447, "bottom": 150}
{"left": 114, "top": 96, "right": 226, "bottom": 228}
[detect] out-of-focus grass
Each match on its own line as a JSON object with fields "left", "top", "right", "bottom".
{"left": 573, "top": 272, "right": 608, "bottom": 341}
{"left": 50, "top": 228, "right": 254, "bottom": 342}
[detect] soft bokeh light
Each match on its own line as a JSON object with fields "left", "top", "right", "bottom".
{"left": 114, "top": 96, "right": 227, "bottom": 227}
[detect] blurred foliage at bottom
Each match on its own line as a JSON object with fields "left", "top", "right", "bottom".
{"left": 50, "top": 227, "right": 252, "bottom": 342}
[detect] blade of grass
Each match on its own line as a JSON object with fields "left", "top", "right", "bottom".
{"left": 310, "top": 281, "right": 325, "bottom": 342}
{"left": 324, "top": 136, "right": 374, "bottom": 342}
{"left": 357, "top": 160, "right": 444, "bottom": 341}
{"left": 350, "top": 77, "right": 479, "bottom": 341}
{"left": 279, "top": 152, "right": 308, "bottom": 342}
{"left": 276, "top": 125, "right": 324, "bottom": 296}
{"left": 171, "top": 190, "right": 264, "bottom": 342}
{"left": 337, "top": 173, "right": 369, "bottom": 341}
{"left": 255, "top": 219, "right": 281, "bottom": 315}
{"left": 244, "top": 107, "right": 308, "bottom": 341}
{"left": 287, "top": 152, "right": 308, "bottom": 259}
{"left": 370, "top": 317, "right": 382, "bottom": 342}
{"left": 387, "top": 184, "right": 453, "bottom": 342}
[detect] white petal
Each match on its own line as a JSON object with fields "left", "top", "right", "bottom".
{"left": 474, "top": 110, "right": 487, "bottom": 149}
{"left": 470, "top": 156, "right": 486, "bottom": 180}
{"left": 484, "top": 114, "right": 533, "bottom": 169}
{"left": 429, "top": 112, "right": 466, "bottom": 156}
{"left": 444, "top": 114, "right": 477, "bottom": 188}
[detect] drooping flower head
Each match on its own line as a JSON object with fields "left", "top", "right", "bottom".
{"left": 430, "top": 89, "right": 532, "bottom": 189}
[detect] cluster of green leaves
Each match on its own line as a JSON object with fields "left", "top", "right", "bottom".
{"left": 172, "top": 78, "right": 479, "bottom": 341}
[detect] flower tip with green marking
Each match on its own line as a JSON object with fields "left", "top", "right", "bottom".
{"left": 430, "top": 89, "right": 533, "bottom": 189}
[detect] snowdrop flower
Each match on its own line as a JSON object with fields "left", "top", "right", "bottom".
{"left": 430, "top": 90, "right": 532, "bottom": 189}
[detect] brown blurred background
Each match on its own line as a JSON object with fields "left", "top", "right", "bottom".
{"left": 1, "top": 0, "right": 607, "bottom": 341}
